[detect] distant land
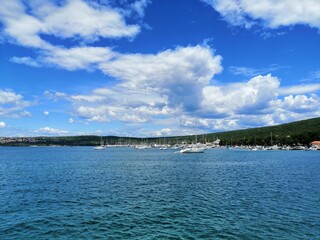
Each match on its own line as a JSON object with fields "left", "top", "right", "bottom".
{"left": 1, "top": 117, "right": 319, "bottom": 147}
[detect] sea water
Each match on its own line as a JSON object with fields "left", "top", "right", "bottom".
{"left": 0, "top": 147, "right": 319, "bottom": 239}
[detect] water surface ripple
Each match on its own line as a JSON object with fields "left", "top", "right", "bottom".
{"left": 0, "top": 147, "right": 319, "bottom": 239}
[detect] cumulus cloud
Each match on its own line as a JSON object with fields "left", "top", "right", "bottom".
{"left": 0, "top": 89, "right": 23, "bottom": 104}
{"left": 0, "top": 122, "right": 6, "bottom": 128}
{"left": 180, "top": 116, "right": 239, "bottom": 131}
{"left": 134, "top": 126, "right": 203, "bottom": 138}
{"left": 36, "top": 127, "right": 68, "bottom": 135}
{"left": 72, "top": 103, "right": 178, "bottom": 124}
{"left": 0, "top": 0, "right": 140, "bottom": 48}
{"left": 45, "top": 81, "right": 320, "bottom": 134}
{"left": 100, "top": 45, "right": 223, "bottom": 111}
{"left": 0, "top": 0, "right": 141, "bottom": 70}
{"left": 43, "top": 46, "right": 115, "bottom": 71}
{"left": 202, "top": 74, "right": 280, "bottom": 115}
{"left": 41, "top": 45, "right": 222, "bottom": 125}
{"left": 152, "top": 128, "right": 173, "bottom": 137}
{"left": 272, "top": 94, "right": 320, "bottom": 113}
{"left": 202, "top": 0, "right": 320, "bottom": 29}
{"left": 41, "top": 0, "right": 139, "bottom": 40}
{"left": 44, "top": 85, "right": 174, "bottom": 124}
{"left": 0, "top": 89, "right": 31, "bottom": 117}
{"left": 199, "top": 74, "right": 320, "bottom": 129}
{"left": 0, "top": 0, "right": 48, "bottom": 48}
{"left": 44, "top": 65, "right": 320, "bottom": 133}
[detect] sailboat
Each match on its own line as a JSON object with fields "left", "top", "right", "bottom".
{"left": 179, "top": 146, "right": 205, "bottom": 153}
{"left": 93, "top": 136, "right": 106, "bottom": 150}
{"left": 180, "top": 134, "right": 205, "bottom": 153}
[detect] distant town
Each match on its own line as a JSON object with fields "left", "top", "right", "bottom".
{"left": 0, "top": 137, "right": 45, "bottom": 145}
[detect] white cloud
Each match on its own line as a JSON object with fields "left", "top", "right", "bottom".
{"left": 92, "top": 87, "right": 168, "bottom": 108}
{"left": 43, "top": 54, "right": 320, "bottom": 133}
{"left": 0, "top": 0, "right": 140, "bottom": 49}
{"left": 72, "top": 104, "right": 176, "bottom": 124}
{"left": 0, "top": 0, "right": 151, "bottom": 72}
{"left": 68, "top": 118, "right": 74, "bottom": 124}
{"left": 229, "top": 65, "right": 285, "bottom": 77}
{"left": 0, "top": 122, "right": 6, "bottom": 128}
{"left": 36, "top": 127, "right": 68, "bottom": 135}
{"left": 43, "top": 45, "right": 222, "bottom": 125}
{"left": 279, "top": 84, "right": 320, "bottom": 95}
{"left": 43, "top": 111, "right": 49, "bottom": 116}
{"left": 272, "top": 94, "right": 320, "bottom": 113}
{"left": 180, "top": 116, "right": 239, "bottom": 131}
{"left": 199, "top": 74, "right": 320, "bottom": 129}
{"left": 133, "top": 126, "right": 202, "bottom": 138}
{"left": 70, "top": 95, "right": 107, "bottom": 103}
{"left": 44, "top": 90, "right": 68, "bottom": 101}
{"left": 43, "top": 45, "right": 115, "bottom": 71}
{"left": 10, "top": 56, "right": 41, "bottom": 67}
{"left": 0, "top": 0, "right": 141, "bottom": 70}
{"left": 154, "top": 128, "right": 173, "bottom": 136}
{"left": 100, "top": 45, "right": 223, "bottom": 111}
{"left": 45, "top": 64, "right": 320, "bottom": 133}
{"left": 131, "top": 0, "right": 151, "bottom": 18}
{"left": 0, "top": 0, "right": 48, "bottom": 48}
{"left": 0, "top": 89, "right": 31, "bottom": 117}
{"left": 229, "top": 66, "right": 262, "bottom": 77}
{"left": 41, "top": 0, "right": 140, "bottom": 41}
{"left": 0, "top": 89, "right": 23, "bottom": 104}
{"left": 203, "top": 0, "right": 320, "bottom": 29}
{"left": 202, "top": 74, "right": 280, "bottom": 115}
{"left": 19, "top": 110, "right": 32, "bottom": 118}
{"left": 74, "top": 106, "right": 110, "bottom": 123}
{"left": 44, "top": 85, "right": 175, "bottom": 124}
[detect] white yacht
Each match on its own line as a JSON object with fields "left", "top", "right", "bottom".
{"left": 94, "top": 136, "right": 106, "bottom": 150}
{"left": 93, "top": 145, "right": 106, "bottom": 150}
{"left": 180, "top": 133, "right": 206, "bottom": 153}
{"left": 180, "top": 146, "right": 205, "bottom": 153}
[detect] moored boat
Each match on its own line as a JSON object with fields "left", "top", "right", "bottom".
{"left": 94, "top": 136, "right": 106, "bottom": 150}
{"left": 93, "top": 145, "right": 106, "bottom": 150}
{"left": 180, "top": 147, "right": 205, "bottom": 153}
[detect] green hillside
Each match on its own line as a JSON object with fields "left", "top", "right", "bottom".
{"left": 206, "top": 117, "right": 320, "bottom": 146}
{"left": 1, "top": 117, "right": 319, "bottom": 146}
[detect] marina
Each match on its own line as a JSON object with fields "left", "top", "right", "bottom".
{"left": 1, "top": 0, "right": 320, "bottom": 239}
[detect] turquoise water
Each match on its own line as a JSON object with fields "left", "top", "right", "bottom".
{"left": 0, "top": 147, "right": 319, "bottom": 239}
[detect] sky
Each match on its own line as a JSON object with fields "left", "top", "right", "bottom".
{"left": 0, "top": 0, "right": 320, "bottom": 137}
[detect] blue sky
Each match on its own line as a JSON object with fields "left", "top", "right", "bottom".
{"left": 0, "top": 0, "right": 320, "bottom": 137}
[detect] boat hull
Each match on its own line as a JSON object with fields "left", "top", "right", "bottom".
{"left": 94, "top": 146, "right": 106, "bottom": 150}
{"left": 180, "top": 147, "right": 205, "bottom": 153}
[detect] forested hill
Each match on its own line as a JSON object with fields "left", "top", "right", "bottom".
{"left": 1, "top": 117, "right": 319, "bottom": 146}
{"left": 208, "top": 117, "right": 320, "bottom": 146}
